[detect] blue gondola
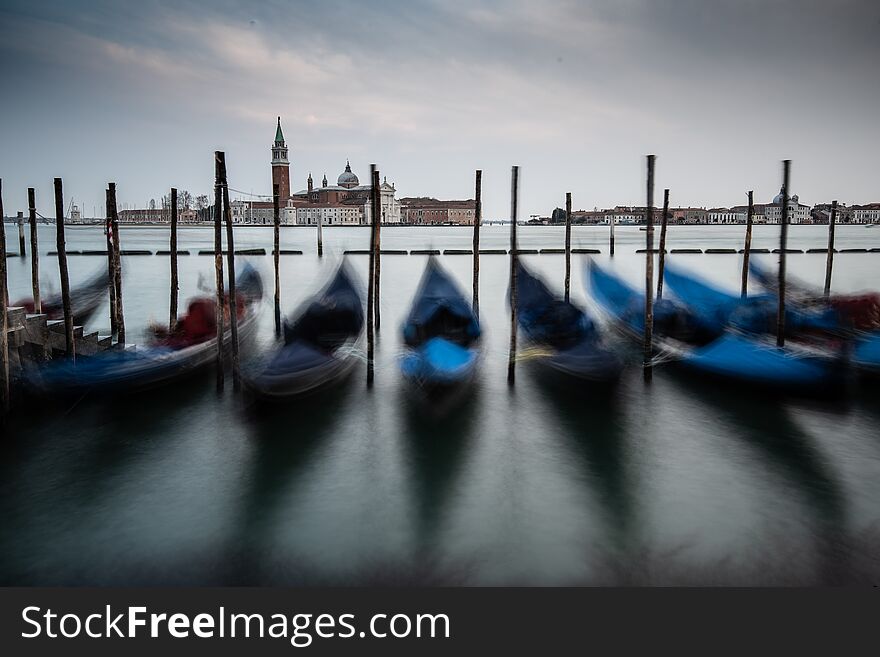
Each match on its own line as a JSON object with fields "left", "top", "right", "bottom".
{"left": 587, "top": 260, "right": 844, "bottom": 391}
{"left": 400, "top": 258, "right": 481, "bottom": 391}
{"left": 245, "top": 262, "right": 364, "bottom": 398}
{"left": 24, "top": 264, "right": 263, "bottom": 396}
{"left": 514, "top": 261, "right": 622, "bottom": 382}
{"left": 663, "top": 263, "right": 839, "bottom": 336}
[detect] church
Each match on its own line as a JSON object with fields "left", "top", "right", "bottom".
{"left": 271, "top": 117, "right": 401, "bottom": 225}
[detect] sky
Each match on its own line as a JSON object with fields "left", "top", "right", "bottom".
{"left": 0, "top": 0, "right": 878, "bottom": 220}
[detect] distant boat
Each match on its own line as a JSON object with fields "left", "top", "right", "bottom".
{"left": 514, "top": 261, "right": 622, "bottom": 383}
{"left": 244, "top": 262, "right": 364, "bottom": 399}
{"left": 400, "top": 257, "right": 481, "bottom": 395}
{"left": 25, "top": 264, "right": 264, "bottom": 396}
{"left": 586, "top": 260, "right": 844, "bottom": 391}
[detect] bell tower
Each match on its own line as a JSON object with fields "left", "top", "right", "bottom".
{"left": 271, "top": 116, "right": 290, "bottom": 200}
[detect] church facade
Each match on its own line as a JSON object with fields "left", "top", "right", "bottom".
{"left": 269, "top": 117, "right": 401, "bottom": 225}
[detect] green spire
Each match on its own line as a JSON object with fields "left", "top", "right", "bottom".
{"left": 274, "top": 116, "right": 284, "bottom": 144}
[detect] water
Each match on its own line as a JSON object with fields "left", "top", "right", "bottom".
{"left": 1, "top": 224, "right": 879, "bottom": 585}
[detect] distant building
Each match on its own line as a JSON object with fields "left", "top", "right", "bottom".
{"left": 763, "top": 188, "right": 810, "bottom": 224}
{"left": 851, "top": 203, "right": 880, "bottom": 224}
{"left": 705, "top": 208, "right": 746, "bottom": 224}
{"left": 399, "top": 197, "right": 476, "bottom": 225}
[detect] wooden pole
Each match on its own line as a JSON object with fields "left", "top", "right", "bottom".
{"left": 776, "top": 160, "right": 790, "bottom": 348}
{"left": 823, "top": 200, "right": 837, "bottom": 298}
{"left": 213, "top": 152, "right": 225, "bottom": 392}
{"left": 108, "top": 183, "right": 124, "bottom": 344}
{"left": 54, "top": 178, "right": 74, "bottom": 360}
{"left": 564, "top": 192, "right": 572, "bottom": 303}
{"left": 507, "top": 165, "right": 519, "bottom": 385}
{"left": 316, "top": 210, "right": 323, "bottom": 257}
{"left": 656, "top": 188, "right": 669, "bottom": 299}
{"left": 0, "top": 180, "right": 9, "bottom": 414}
{"left": 169, "top": 188, "right": 178, "bottom": 331}
{"left": 609, "top": 211, "right": 616, "bottom": 256}
{"left": 372, "top": 169, "right": 382, "bottom": 332}
{"left": 643, "top": 155, "right": 655, "bottom": 381}
{"left": 273, "top": 183, "right": 281, "bottom": 338}
{"left": 366, "top": 164, "right": 377, "bottom": 386}
{"left": 218, "top": 152, "right": 241, "bottom": 391}
{"left": 28, "top": 188, "right": 41, "bottom": 314}
{"left": 741, "top": 190, "right": 754, "bottom": 298}
{"left": 472, "top": 169, "right": 482, "bottom": 316}
{"left": 104, "top": 188, "right": 117, "bottom": 335}
{"left": 17, "top": 214, "right": 25, "bottom": 258}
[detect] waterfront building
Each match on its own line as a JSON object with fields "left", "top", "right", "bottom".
{"left": 399, "top": 197, "right": 476, "bottom": 225}
{"left": 763, "top": 188, "right": 811, "bottom": 224}
{"left": 705, "top": 208, "right": 746, "bottom": 224}
{"left": 851, "top": 203, "right": 880, "bottom": 224}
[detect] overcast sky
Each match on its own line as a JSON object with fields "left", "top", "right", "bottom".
{"left": 1, "top": 0, "right": 878, "bottom": 219}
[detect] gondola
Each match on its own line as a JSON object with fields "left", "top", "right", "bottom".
{"left": 587, "top": 260, "right": 845, "bottom": 391}
{"left": 13, "top": 266, "right": 109, "bottom": 326}
{"left": 748, "top": 260, "right": 880, "bottom": 376}
{"left": 514, "top": 261, "right": 622, "bottom": 383}
{"left": 244, "top": 262, "right": 364, "bottom": 398}
{"left": 400, "top": 257, "right": 481, "bottom": 393}
{"left": 23, "top": 264, "right": 264, "bottom": 396}
{"left": 663, "top": 262, "right": 840, "bottom": 337}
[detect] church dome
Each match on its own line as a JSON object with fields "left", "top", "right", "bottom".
{"left": 337, "top": 160, "right": 359, "bottom": 188}
{"left": 772, "top": 187, "right": 793, "bottom": 205}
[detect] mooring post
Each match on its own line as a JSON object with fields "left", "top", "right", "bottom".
{"left": 472, "top": 169, "right": 482, "bottom": 316}
{"left": 108, "top": 183, "right": 125, "bottom": 344}
{"left": 218, "top": 152, "right": 241, "bottom": 391}
{"left": 564, "top": 192, "right": 572, "bottom": 303}
{"left": 0, "top": 180, "right": 9, "bottom": 415}
{"left": 372, "top": 168, "right": 382, "bottom": 332}
{"left": 169, "top": 188, "right": 179, "bottom": 331}
{"left": 823, "top": 200, "right": 837, "bottom": 298}
{"left": 104, "top": 188, "right": 118, "bottom": 335}
{"left": 213, "top": 152, "right": 226, "bottom": 392}
{"left": 273, "top": 183, "right": 281, "bottom": 338}
{"left": 507, "top": 165, "right": 520, "bottom": 385}
{"left": 54, "top": 178, "right": 74, "bottom": 360}
{"left": 609, "top": 211, "right": 616, "bottom": 256}
{"left": 656, "top": 188, "right": 670, "bottom": 299}
{"left": 17, "top": 213, "right": 25, "bottom": 258}
{"left": 776, "top": 160, "right": 791, "bottom": 348}
{"left": 28, "top": 188, "right": 41, "bottom": 313}
{"left": 741, "top": 190, "right": 754, "bottom": 298}
{"left": 366, "top": 165, "right": 378, "bottom": 386}
{"left": 643, "top": 155, "right": 656, "bottom": 381}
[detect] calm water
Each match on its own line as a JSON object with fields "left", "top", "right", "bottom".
{"left": 2, "top": 224, "right": 879, "bottom": 585}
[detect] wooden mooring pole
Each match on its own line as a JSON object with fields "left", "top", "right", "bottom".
{"left": 169, "top": 188, "right": 179, "bottom": 331}
{"left": 507, "top": 165, "right": 519, "bottom": 385}
{"left": 823, "top": 200, "right": 837, "bottom": 298}
{"left": 105, "top": 188, "right": 118, "bottom": 335}
{"left": 0, "top": 180, "right": 9, "bottom": 415}
{"left": 273, "top": 183, "right": 281, "bottom": 338}
{"left": 54, "top": 178, "right": 74, "bottom": 359}
{"left": 366, "top": 164, "right": 378, "bottom": 386}
{"left": 741, "top": 191, "right": 754, "bottom": 298}
{"left": 472, "top": 169, "right": 482, "bottom": 316}
{"left": 656, "top": 188, "right": 669, "bottom": 299}
{"left": 213, "top": 152, "right": 226, "bottom": 392}
{"left": 776, "top": 160, "right": 790, "bottom": 348}
{"left": 643, "top": 155, "right": 656, "bottom": 381}
{"left": 564, "top": 192, "right": 572, "bottom": 303}
{"left": 17, "top": 214, "right": 25, "bottom": 258}
{"left": 372, "top": 169, "right": 382, "bottom": 332}
{"left": 219, "top": 152, "right": 241, "bottom": 391}
{"left": 28, "top": 188, "right": 41, "bottom": 313}
{"left": 609, "top": 211, "right": 616, "bottom": 256}
{"left": 108, "top": 183, "right": 124, "bottom": 344}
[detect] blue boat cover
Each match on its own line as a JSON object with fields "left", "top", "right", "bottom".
{"left": 681, "top": 333, "right": 837, "bottom": 386}
{"left": 515, "top": 261, "right": 595, "bottom": 348}
{"left": 400, "top": 336, "right": 479, "bottom": 384}
{"left": 402, "top": 258, "right": 480, "bottom": 347}
{"left": 284, "top": 263, "right": 364, "bottom": 351}
{"left": 853, "top": 331, "right": 880, "bottom": 370}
